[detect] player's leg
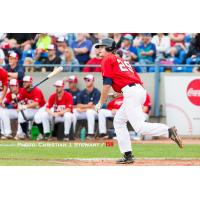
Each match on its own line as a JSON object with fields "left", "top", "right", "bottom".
{"left": 124, "top": 85, "right": 183, "bottom": 148}
{"left": 16, "top": 109, "right": 37, "bottom": 139}
{"left": 63, "top": 112, "right": 73, "bottom": 140}
{"left": 113, "top": 104, "right": 134, "bottom": 164}
{"left": 0, "top": 108, "right": 13, "bottom": 138}
{"left": 40, "top": 111, "right": 51, "bottom": 135}
{"left": 98, "top": 109, "right": 113, "bottom": 138}
{"left": 86, "top": 109, "right": 97, "bottom": 138}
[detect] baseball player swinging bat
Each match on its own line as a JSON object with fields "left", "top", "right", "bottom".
{"left": 30, "top": 66, "right": 64, "bottom": 91}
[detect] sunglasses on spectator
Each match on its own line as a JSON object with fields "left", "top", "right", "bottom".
{"left": 84, "top": 78, "right": 93, "bottom": 82}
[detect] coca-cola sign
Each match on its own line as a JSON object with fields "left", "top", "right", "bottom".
{"left": 186, "top": 79, "right": 200, "bottom": 106}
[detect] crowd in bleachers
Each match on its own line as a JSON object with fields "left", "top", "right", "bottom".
{"left": 1, "top": 33, "right": 200, "bottom": 73}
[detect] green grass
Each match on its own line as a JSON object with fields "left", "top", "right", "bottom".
{"left": 0, "top": 140, "right": 199, "bottom": 165}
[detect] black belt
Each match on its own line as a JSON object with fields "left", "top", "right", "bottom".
{"left": 128, "top": 83, "right": 136, "bottom": 87}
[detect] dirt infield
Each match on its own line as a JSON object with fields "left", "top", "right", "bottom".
{"left": 54, "top": 158, "right": 200, "bottom": 166}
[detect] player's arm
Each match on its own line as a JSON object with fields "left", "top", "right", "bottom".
{"left": 0, "top": 85, "right": 8, "bottom": 105}
{"left": 98, "top": 77, "right": 112, "bottom": 105}
{"left": 25, "top": 101, "right": 39, "bottom": 109}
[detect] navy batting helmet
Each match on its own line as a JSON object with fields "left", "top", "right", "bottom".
{"left": 95, "top": 38, "right": 116, "bottom": 52}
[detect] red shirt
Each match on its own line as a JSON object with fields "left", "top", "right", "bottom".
{"left": 0, "top": 67, "right": 8, "bottom": 91}
{"left": 4, "top": 88, "right": 23, "bottom": 109}
{"left": 46, "top": 91, "right": 73, "bottom": 113}
{"left": 107, "top": 94, "right": 151, "bottom": 113}
{"left": 18, "top": 87, "right": 46, "bottom": 108}
{"left": 143, "top": 94, "right": 151, "bottom": 114}
{"left": 107, "top": 96, "right": 123, "bottom": 110}
{"left": 83, "top": 57, "right": 102, "bottom": 72}
{"left": 170, "top": 33, "right": 185, "bottom": 47}
{"left": 101, "top": 54, "right": 143, "bottom": 93}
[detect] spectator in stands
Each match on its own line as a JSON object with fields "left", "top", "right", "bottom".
{"left": 61, "top": 47, "right": 80, "bottom": 72}
{"left": 151, "top": 33, "right": 170, "bottom": 62}
{"left": 0, "top": 48, "right": 5, "bottom": 66}
{"left": 56, "top": 36, "right": 68, "bottom": 58}
{"left": 65, "top": 75, "right": 80, "bottom": 107}
{"left": 33, "top": 48, "right": 48, "bottom": 72}
{"left": 133, "top": 34, "right": 143, "bottom": 48}
{"left": 113, "top": 33, "right": 123, "bottom": 49}
{"left": 120, "top": 34, "right": 138, "bottom": 63}
{"left": 168, "top": 33, "right": 187, "bottom": 66}
{"left": 35, "top": 33, "right": 52, "bottom": 50}
{"left": 4, "top": 51, "right": 25, "bottom": 87}
{"left": 43, "top": 44, "right": 61, "bottom": 72}
{"left": 89, "top": 33, "right": 108, "bottom": 58}
{"left": 169, "top": 33, "right": 186, "bottom": 56}
{"left": 71, "top": 33, "right": 92, "bottom": 65}
{"left": 137, "top": 33, "right": 156, "bottom": 72}
{"left": 74, "top": 74, "right": 100, "bottom": 139}
{"left": 23, "top": 57, "right": 34, "bottom": 73}
{"left": 98, "top": 93, "right": 151, "bottom": 139}
{"left": 82, "top": 46, "right": 102, "bottom": 72}
{"left": 186, "top": 33, "right": 200, "bottom": 64}
{"left": 5, "top": 33, "right": 32, "bottom": 51}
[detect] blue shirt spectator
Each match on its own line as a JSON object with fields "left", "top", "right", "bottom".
{"left": 70, "top": 33, "right": 92, "bottom": 64}
{"left": 137, "top": 33, "right": 156, "bottom": 64}
{"left": 4, "top": 51, "right": 25, "bottom": 87}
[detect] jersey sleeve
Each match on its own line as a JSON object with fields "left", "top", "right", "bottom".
{"left": 144, "top": 94, "right": 151, "bottom": 107}
{"left": 107, "top": 99, "right": 114, "bottom": 110}
{"left": 101, "top": 57, "right": 113, "bottom": 78}
{"left": 1, "top": 69, "right": 8, "bottom": 87}
{"left": 4, "top": 92, "right": 12, "bottom": 105}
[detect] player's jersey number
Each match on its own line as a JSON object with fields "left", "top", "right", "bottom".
{"left": 117, "top": 59, "right": 133, "bottom": 73}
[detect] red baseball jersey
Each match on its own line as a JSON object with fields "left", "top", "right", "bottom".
{"left": 101, "top": 54, "right": 143, "bottom": 92}
{"left": 0, "top": 67, "right": 8, "bottom": 91}
{"left": 46, "top": 91, "right": 73, "bottom": 113}
{"left": 107, "top": 93, "right": 151, "bottom": 113}
{"left": 4, "top": 88, "right": 23, "bottom": 109}
{"left": 18, "top": 87, "right": 46, "bottom": 108}
{"left": 143, "top": 93, "right": 151, "bottom": 114}
{"left": 107, "top": 96, "right": 123, "bottom": 110}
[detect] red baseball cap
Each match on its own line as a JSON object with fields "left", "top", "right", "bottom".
{"left": 54, "top": 80, "right": 64, "bottom": 87}
{"left": 9, "top": 51, "right": 19, "bottom": 59}
{"left": 66, "top": 75, "right": 78, "bottom": 83}
{"left": 23, "top": 76, "right": 33, "bottom": 83}
{"left": 9, "top": 79, "right": 19, "bottom": 86}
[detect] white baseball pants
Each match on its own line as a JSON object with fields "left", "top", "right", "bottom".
{"left": 114, "top": 84, "right": 169, "bottom": 153}
{"left": 0, "top": 108, "right": 18, "bottom": 135}
{"left": 39, "top": 111, "right": 73, "bottom": 135}
{"left": 73, "top": 109, "right": 97, "bottom": 134}
{"left": 17, "top": 107, "right": 45, "bottom": 136}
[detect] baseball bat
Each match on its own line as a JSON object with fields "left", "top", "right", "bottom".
{"left": 30, "top": 66, "right": 64, "bottom": 91}
{"left": 12, "top": 94, "right": 28, "bottom": 122}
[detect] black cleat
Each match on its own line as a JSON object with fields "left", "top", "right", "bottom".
{"left": 169, "top": 126, "right": 183, "bottom": 148}
{"left": 99, "top": 133, "right": 108, "bottom": 139}
{"left": 116, "top": 154, "right": 135, "bottom": 164}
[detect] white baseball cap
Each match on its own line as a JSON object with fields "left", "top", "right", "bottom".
{"left": 66, "top": 75, "right": 78, "bottom": 83}
{"left": 9, "top": 79, "right": 19, "bottom": 86}
{"left": 84, "top": 74, "right": 95, "bottom": 81}
{"left": 23, "top": 75, "right": 33, "bottom": 83}
{"left": 54, "top": 80, "right": 64, "bottom": 87}
{"left": 47, "top": 44, "right": 55, "bottom": 50}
